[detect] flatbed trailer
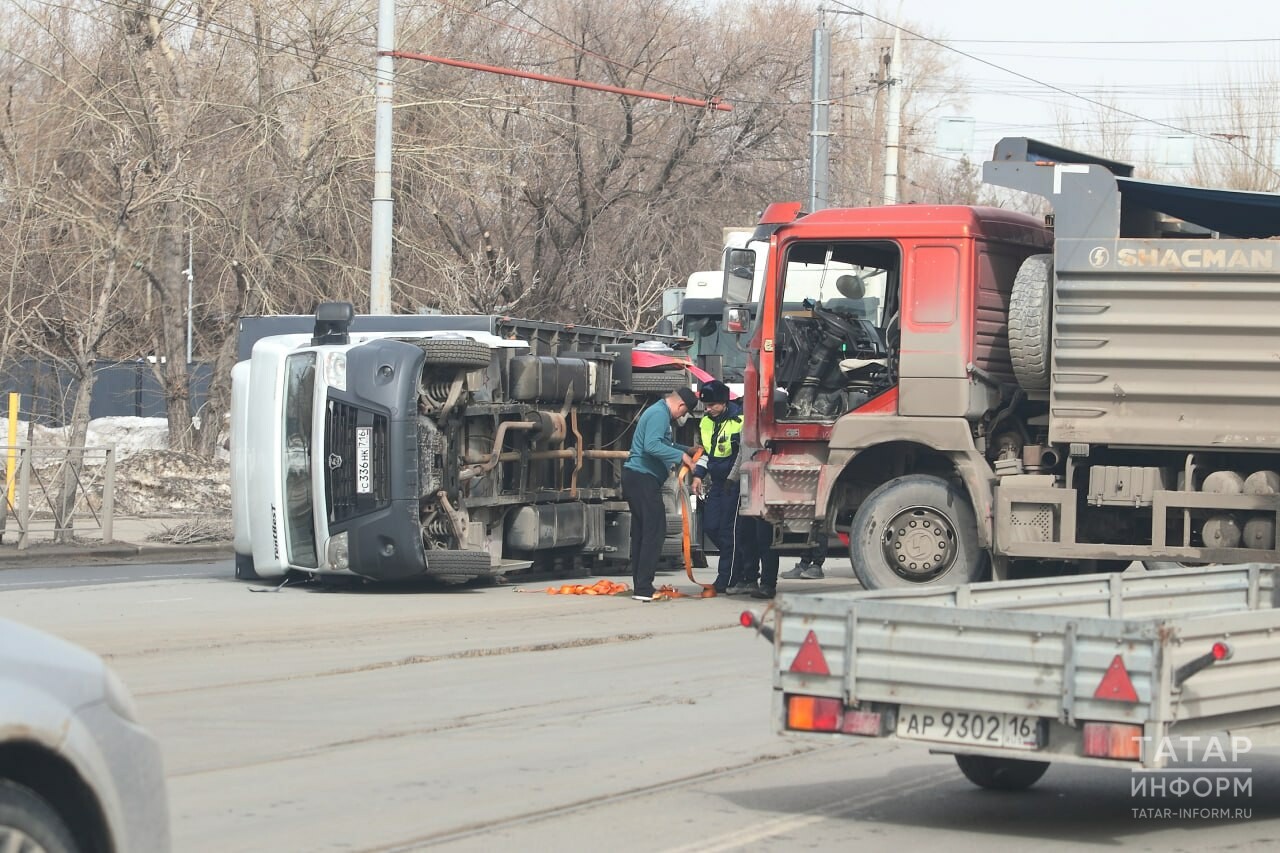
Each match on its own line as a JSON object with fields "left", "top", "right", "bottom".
{"left": 759, "top": 564, "right": 1280, "bottom": 788}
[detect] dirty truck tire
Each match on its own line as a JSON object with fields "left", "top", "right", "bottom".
{"left": 0, "top": 780, "right": 78, "bottom": 853}
{"left": 420, "top": 338, "right": 492, "bottom": 369}
{"left": 954, "top": 754, "right": 1049, "bottom": 791}
{"left": 1009, "top": 253, "right": 1053, "bottom": 391}
{"left": 849, "top": 474, "right": 987, "bottom": 590}
{"left": 630, "top": 371, "right": 688, "bottom": 393}
{"left": 1143, "top": 560, "right": 1203, "bottom": 572}
{"left": 234, "top": 552, "right": 260, "bottom": 580}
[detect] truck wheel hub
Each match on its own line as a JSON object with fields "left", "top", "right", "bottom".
{"left": 882, "top": 507, "right": 956, "bottom": 581}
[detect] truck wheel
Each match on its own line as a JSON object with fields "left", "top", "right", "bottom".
{"left": 234, "top": 552, "right": 260, "bottom": 580}
{"left": 1009, "top": 253, "right": 1053, "bottom": 391}
{"left": 630, "top": 371, "right": 688, "bottom": 393}
{"left": 420, "top": 338, "right": 492, "bottom": 369}
{"left": 954, "top": 754, "right": 1049, "bottom": 791}
{"left": 1142, "top": 560, "right": 1202, "bottom": 572}
{"left": 849, "top": 474, "right": 987, "bottom": 589}
{"left": 0, "top": 779, "right": 78, "bottom": 853}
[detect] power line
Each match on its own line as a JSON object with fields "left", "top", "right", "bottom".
{"left": 827, "top": 0, "right": 1280, "bottom": 182}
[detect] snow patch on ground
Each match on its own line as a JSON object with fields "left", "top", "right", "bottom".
{"left": 3, "top": 417, "right": 230, "bottom": 517}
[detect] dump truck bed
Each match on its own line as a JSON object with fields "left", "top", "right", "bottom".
{"left": 773, "top": 564, "right": 1280, "bottom": 768}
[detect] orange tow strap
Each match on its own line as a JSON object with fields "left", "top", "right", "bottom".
{"left": 677, "top": 447, "right": 717, "bottom": 598}
{"left": 523, "top": 579, "right": 631, "bottom": 595}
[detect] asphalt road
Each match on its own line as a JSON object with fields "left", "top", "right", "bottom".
{"left": 2, "top": 559, "right": 1276, "bottom": 852}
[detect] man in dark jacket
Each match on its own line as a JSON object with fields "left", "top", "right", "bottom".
{"left": 623, "top": 387, "right": 696, "bottom": 601}
{"left": 690, "top": 380, "right": 744, "bottom": 594}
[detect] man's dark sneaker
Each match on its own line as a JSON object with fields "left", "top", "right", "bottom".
{"left": 724, "top": 582, "right": 758, "bottom": 595}
{"left": 632, "top": 594, "right": 653, "bottom": 602}
{"left": 751, "top": 587, "right": 776, "bottom": 599}
{"left": 713, "top": 586, "right": 727, "bottom": 595}
{"left": 781, "top": 562, "right": 824, "bottom": 580}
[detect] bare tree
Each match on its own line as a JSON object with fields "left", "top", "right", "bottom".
{"left": 1182, "top": 71, "right": 1280, "bottom": 192}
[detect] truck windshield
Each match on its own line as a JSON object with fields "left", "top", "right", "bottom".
{"left": 283, "top": 352, "right": 319, "bottom": 568}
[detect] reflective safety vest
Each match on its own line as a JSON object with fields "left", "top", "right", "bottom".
{"left": 698, "top": 411, "right": 743, "bottom": 482}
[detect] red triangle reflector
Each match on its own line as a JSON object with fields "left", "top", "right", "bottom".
{"left": 789, "top": 630, "right": 830, "bottom": 676}
{"left": 1094, "top": 654, "right": 1139, "bottom": 702}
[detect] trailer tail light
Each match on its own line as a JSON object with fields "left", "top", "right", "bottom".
{"left": 841, "top": 709, "right": 885, "bottom": 736}
{"left": 1174, "top": 641, "right": 1234, "bottom": 687}
{"left": 787, "top": 695, "right": 842, "bottom": 732}
{"left": 1082, "top": 722, "right": 1143, "bottom": 760}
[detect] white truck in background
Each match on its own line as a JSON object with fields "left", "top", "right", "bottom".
{"left": 230, "top": 305, "right": 697, "bottom": 584}
{"left": 675, "top": 225, "right": 888, "bottom": 393}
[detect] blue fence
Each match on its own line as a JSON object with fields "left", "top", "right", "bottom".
{"left": 0, "top": 360, "right": 213, "bottom": 426}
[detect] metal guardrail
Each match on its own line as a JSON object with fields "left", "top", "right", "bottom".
{"left": 0, "top": 445, "right": 116, "bottom": 549}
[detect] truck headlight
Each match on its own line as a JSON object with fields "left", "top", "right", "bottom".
{"left": 326, "top": 532, "right": 350, "bottom": 570}
{"left": 322, "top": 351, "right": 347, "bottom": 391}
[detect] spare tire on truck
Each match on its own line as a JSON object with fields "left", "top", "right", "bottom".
{"left": 1009, "top": 253, "right": 1053, "bottom": 392}
{"left": 630, "top": 370, "right": 688, "bottom": 393}
{"left": 420, "top": 338, "right": 492, "bottom": 369}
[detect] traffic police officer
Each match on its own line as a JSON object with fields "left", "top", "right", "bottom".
{"left": 690, "top": 380, "right": 743, "bottom": 593}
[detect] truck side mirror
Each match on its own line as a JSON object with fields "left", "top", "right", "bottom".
{"left": 725, "top": 307, "right": 751, "bottom": 335}
{"left": 723, "top": 248, "right": 755, "bottom": 304}
{"left": 312, "top": 302, "right": 354, "bottom": 346}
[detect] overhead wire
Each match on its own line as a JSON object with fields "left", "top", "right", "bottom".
{"left": 827, "top": 0, "right": 1280, "bottom": 182}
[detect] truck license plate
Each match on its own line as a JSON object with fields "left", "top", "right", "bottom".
{"left": 355, "top": 427, "right": 372, "bottom": 494}
{"left": 896, "top": 705, "right": 1042, "bottom": 750}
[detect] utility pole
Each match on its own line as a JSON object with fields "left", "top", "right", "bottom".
{"left": 808, "top": 21, "right": 831, "bottom": 213}
{"left": 883, "top": 28, "right": 902, "bottom": 205}
{"left": 370, "top": 0, "right": 395, "bottom": 314}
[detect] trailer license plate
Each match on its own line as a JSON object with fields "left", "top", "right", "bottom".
{"left": 896, "top": 705, "right": 1042, "bottom": 750}
{"left": 355, "top": 427, "right": 372, "bottom": 494}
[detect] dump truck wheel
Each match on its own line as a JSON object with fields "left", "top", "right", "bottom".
{"left": 420, "top": 338, "right": 492, "bottom": 369}
{"left": 1009, "top": 253, "right": 1053, "bottom": 391}
{"left": 849, "top": 474, "right": 987, "bottom": 590}
{"left": 955, "top": 755, "right": 1049, "bottom": 791}
{"left": 1143, "top": 560, "right": 1202, "bottom": 572}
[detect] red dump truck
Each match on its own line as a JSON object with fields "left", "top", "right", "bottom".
{"left": 725, "top": 137, "right": 1280, "bottom": 589}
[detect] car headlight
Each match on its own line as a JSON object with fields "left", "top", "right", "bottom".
{"left": 103, "top": 666, "right": 140, "bottom": 723}
{"left": 326, "top": 532, "right": 350, "bottom": 570}
{"left": 322, "top": 351, "right": 347, "bottom": 391}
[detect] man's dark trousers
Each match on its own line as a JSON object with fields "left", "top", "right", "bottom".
{"left": 704, "top": 480, "right": 739, "bottom": 590}
{"left": 623, "top": 467, "right": 665, "bottom": 597}
{"left": 732, "top": 515, "right": 779, "bottom": 592}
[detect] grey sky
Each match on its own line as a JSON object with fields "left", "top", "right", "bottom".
{"left": 832, "top": 0, "right": 1278, "bottom": 173}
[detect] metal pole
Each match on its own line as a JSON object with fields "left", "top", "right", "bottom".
{"left": 808, "top": 25, "right": 831, "bottom": 212}
{"left": 16, "top": 447, "right": 29, "bottom": 551}
{"left": 186, "top": 219, "right": 194, "bottom": 365}
{"left": 883, "top": 28, "right": 902, "bottom": 205}
{"left": 6, "top": 392, "right": 17, "bottom": 512}
{"left": 370, "top": 0, "right": 396, "bottom": 315}
{"left": 102, "top": 447, "right": 114, "bottom": 544}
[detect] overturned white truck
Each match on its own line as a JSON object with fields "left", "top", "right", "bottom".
{"left": 230, "top": 305, "right": 698, "bottom": 583}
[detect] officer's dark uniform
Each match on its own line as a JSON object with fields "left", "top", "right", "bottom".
{"left": 692, "top": 382, "right": 742, "bottom": 592}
